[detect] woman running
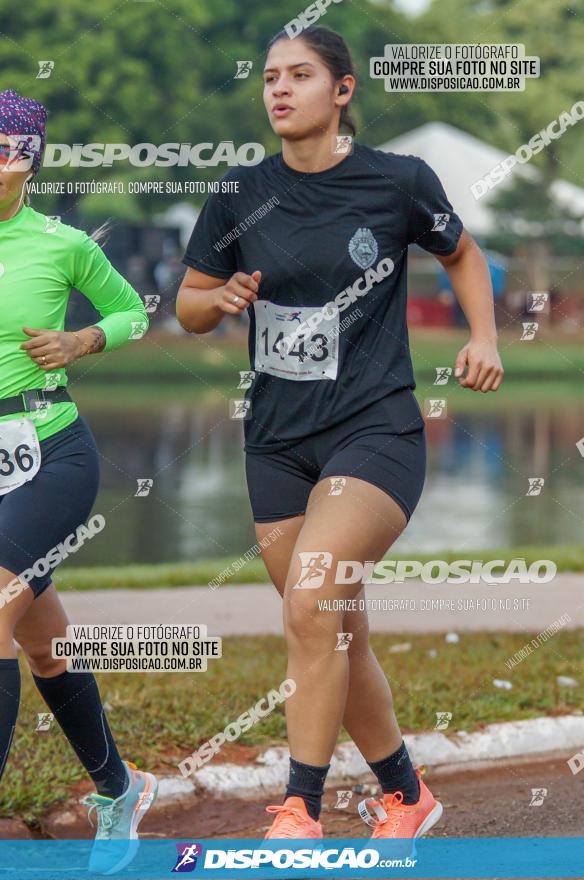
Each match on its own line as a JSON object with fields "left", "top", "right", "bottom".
{"left": 177, "top": 27, "right": 503, "bottom": 841}
{"left": 0, "top": 90, "right": 156, "bottom": 869}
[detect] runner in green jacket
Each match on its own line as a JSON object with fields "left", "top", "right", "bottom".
{"left": 0, "top": 90, "right": 156, "bottom": 874}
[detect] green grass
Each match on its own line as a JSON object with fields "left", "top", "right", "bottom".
{"left": 68, "top": 377, "right": 583, "bottom": 415}
{"left": 410, "top": 330, "right": 584, "bottom": 379}
{"left": 53, "top": 544, "right": 584, "bottom": 591}
{"left": 67, "top": 335, "right": 249, "bottom": 385}
{"left": 67, "top": 330, "right": 584, "bottom": 385}
{"left": 3, "top": 630, "right": 582, "bottom": 824}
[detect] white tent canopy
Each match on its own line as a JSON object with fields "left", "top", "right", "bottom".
{"left": 378, "top": 121, "right": 584, "bottom": 235}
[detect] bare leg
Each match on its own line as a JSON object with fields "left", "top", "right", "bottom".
{"left": 340, "top": 600, "right": 404, "bottom": 761}
{"left": 255, "top": 477, "right": 406, "bottom": 764}
{"left": 14, "top": 583, "right": 69, "bottom": 677}
{"left": 0, "top": 568, "right": 35, "bottom": 659}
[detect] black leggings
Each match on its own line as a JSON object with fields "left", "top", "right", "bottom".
{"left": 0, "top": 415, "right": 100, "bottom": 597}
{"left": 0, "top": 416, "right": 127, "bottom": 799}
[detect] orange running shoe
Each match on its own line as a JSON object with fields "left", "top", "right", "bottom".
{"left": 358, "top": 768, "right": 442, "bottom": 840}
{"left": 264, "top": 796, "right": 324, "bottom": 839}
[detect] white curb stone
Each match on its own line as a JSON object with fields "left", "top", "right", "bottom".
{"left": 152, "top": 715, "right": 584, "bottom": 806}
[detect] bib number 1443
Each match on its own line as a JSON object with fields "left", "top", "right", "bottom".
{"left": 253, "top": 301, "right": 339, "bottom": 381}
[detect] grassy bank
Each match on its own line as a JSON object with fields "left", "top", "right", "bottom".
{"left": 69, "top": 376, "right": 584, "bottom": 415}
{"left": 67, "top": 330, "right": 584, "bottom": 384}
{"left": 3, "top": 630, "right": 582, "bottom": 824}
{"left": 53, "top": 545, "right": 584, "bottom": 591}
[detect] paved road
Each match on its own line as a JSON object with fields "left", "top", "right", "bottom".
{"left": 60, "top": 574, "right": 584, "bottom": 634}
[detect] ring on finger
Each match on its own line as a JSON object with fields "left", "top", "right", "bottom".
{"left": 233, "top": 295, "right": 240, "bottom": 305}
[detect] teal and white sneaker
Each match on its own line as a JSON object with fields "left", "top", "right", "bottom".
{"left": 80, "top": 760, "right": 158, "bottom": 875}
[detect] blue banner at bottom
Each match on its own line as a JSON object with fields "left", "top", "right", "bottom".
{"left": 0, "top": 838, "right": 581, "bottom": 879}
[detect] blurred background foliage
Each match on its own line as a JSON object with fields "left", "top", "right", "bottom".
{"left": 1, "top": 0, "right": 583, "bottom": 218}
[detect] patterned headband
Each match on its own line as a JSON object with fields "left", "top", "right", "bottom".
{"left": 0, "top": 89, "right": 47, "bottom": 174}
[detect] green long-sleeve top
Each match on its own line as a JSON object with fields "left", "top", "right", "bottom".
{"left": 0, "top": 205, "right": 149, "bottom": 440}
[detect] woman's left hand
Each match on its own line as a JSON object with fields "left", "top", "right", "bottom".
{"left": 20, "top": 327, "right": 84, "bottom": 370}
{"left": 454, "top": 338, "right": 504, "bottom": 392}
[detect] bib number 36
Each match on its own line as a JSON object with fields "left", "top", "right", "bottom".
{"left": 0, "top": 419, "right": 41, "bottom": 496}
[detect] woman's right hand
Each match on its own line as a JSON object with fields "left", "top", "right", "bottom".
{"left": 215, "top": 270, "right": 262, "bottom": 315}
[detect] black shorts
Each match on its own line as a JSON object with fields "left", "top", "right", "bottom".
{"left": 0, "top": 415, "right": 100, "bottom": 599}
{"left": 245, "top": 390, "right": 426, "bottom": 524}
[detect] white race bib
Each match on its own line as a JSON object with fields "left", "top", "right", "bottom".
{"left": 0, "top": 419, "right": 41, "bottom": 496}
{"left": 253, "top": 301, "right": 339, "bottom": 381}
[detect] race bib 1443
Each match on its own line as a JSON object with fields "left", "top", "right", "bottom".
{"left": 253, "top": 301, "right": 339, "bottom": 381}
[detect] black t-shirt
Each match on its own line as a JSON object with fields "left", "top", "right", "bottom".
{"left": 182, "top": 142, "right": 463, "bottom": 451}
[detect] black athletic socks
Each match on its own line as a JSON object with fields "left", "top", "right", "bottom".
{"left": 32, "top": 669, "right": 128, "bottom": 799}
{"left": 285, "top": 756, "right": 330, "bottom": 822}
{"left": 0, "top": 658, "right": 21, "bottom": 781}
{"left": 367, "top": 740, "right": 420, "bottom": 804}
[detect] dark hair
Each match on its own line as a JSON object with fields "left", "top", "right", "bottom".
{"left": 266, "top": 26, "right": 357, "bottom": 137}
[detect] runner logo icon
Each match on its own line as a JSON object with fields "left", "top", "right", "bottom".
{"left": 530, "top": 788, "right": 548, "bottom": 806}
{"left": 276, "top": 310, "right": 302, "bottom": 323}
{"left": 293, "top": 551, "right": 332, "bottom": 589}
{"left": 348, "top": 227, "right": 378, "bottom": 269}
{"left": 172, "top": 843, "right": 203, "bottom": 872}
{"left": 432, "top": 213, "right": 450, "bottom": 231}
{"left": 44, "top": 216, "right": 60, "bottom": 234}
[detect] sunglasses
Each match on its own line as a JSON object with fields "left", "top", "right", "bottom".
{"left": 0, "top": 141, "right": 34, "bottom": 167}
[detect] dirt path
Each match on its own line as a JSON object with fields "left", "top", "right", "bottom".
{"left": 32, "top": 755, "right": 582, "bottom": 840}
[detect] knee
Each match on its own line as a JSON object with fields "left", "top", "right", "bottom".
{"left": 0, "top": 612, "right": 18, "bottom": 655}
{"left": 284, "top": 591, "right": 341, "bottom": 648}
{"left": 22, "top": 640, "right": 66, "bottom": 677}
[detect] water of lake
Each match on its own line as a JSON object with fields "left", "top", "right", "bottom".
{"left": 65, "top": 385, "right": 583, "bottom": 569}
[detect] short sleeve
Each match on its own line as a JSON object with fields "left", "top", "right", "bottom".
{"left": 406, "top": 159, "right": 463, "bottom": 255}
{"left": 182, "top": 190, "right": 238, "bottom": 279}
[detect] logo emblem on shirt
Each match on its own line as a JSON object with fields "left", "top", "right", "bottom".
{"left": 432, "top": 213, "right": 450, "bottom": 231}
{"left": 44, "top": 215, "right": 61, "bottom": 234}
{"left": 348, "top": 227, "right": 378, "bottom": 269}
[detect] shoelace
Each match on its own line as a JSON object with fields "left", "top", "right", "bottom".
{"left": 81, "top": 795, "right": 124, "bottom": 839}
{"left": 373, "top": 791, "right": 409, "bottom": 834}
{"left": 265, "top": 804, "right": 308, "bottom": 837}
